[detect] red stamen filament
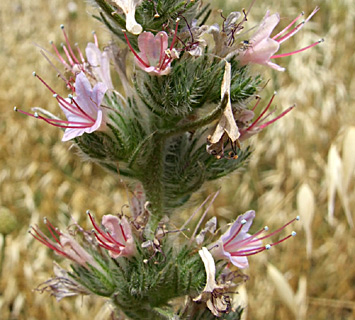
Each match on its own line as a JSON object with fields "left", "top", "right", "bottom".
{"left": 123, "top": 31, "right": 150, "bottom": 68}
{"left": 252, "top": 96, "right": 261, "bottom": 111}
{"left": 158, "top": 34, "right": 165, "bottom": 68}
{"left": 271, "top": 40, "right": 323, "bottom": 59}
{"left": 275, "top": 6, "right": 320, "bottom": 44}
{"left": 30, "top": 225, "right": 68, "bottom": 258}
{"left": 33, "top": 73, "right": 96, "bottom": 122}
{"left": 160, "top": 19, "right": 180, "bottom": 70}
{"left": 223, "top": 222, "right": 245, "bottom": 247}
{"left": 169, "top": 19, "right": 180, "bottom": 51}
{"left": 257, "top": 217, "right": 298, "bottom": 241}
{"left": 247, "top": 93, "right": 276, "bottom": 132}
{"left": 36, "top": 115, "right": 93, "bottom": 129}
{"left": 230, "top": 232, "right": 296, "bottom": 256}
{"left": 275, "top": 21, "right": 305, "bottom": 44}
{"left": 61, "top": 25, "right": 80, "bottom": 65}
{"left": 92, "top": 31, "right": 99, "bottom": 47}
{"left": 94, "top": 234, "right": 122, "bottom": 254}
{"left": 76, "top": 45, "right": 86, "bottom": 65}
{"left": 272, "top": 11, "right": 305, "bottom": 40}
{"left": 44, "top": 218, "right": 62, "bottom": 244}
{"left": 51, "top": 42, "right": 71, "bottom": 70}
{"left": 120, "top": 224, "right": 127, "bottom": 242}
{"left": 62, "top": 45, "right": 75, "bottom": 66}
{"left": 258, "top": 105, "right": 295, "bottom": 130}
{"left": 87, "top": 211, "right": 125, "bottom": 251}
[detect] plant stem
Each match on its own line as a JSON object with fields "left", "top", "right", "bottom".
{"left": 0, "top": 235, "right": 6, "bottom": 279}
{"left": 162, "top": 93, "right": 229, "bottom": 137}
{"left": 141, "top": 133, "right": 165, "bottom": 238}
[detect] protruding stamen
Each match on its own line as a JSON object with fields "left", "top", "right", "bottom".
{"left": 224, "top": 221, "right": 245, "bottom": 247}
{"left": 32, "top": 73, "right": 95, "bottom": 122}
{"left": 257, "top": 216, "right": 299, "bottom": 242}
{"left": 62, "top": 44, "right": 75, "bottom": 66}
{"left": 258, "top": 104, "right": 295, "bottom": 130}
{"left": 123, "top": 30, "right": 150, "bottom": 68}
{"left": 276, "top": 7, "right": 320, "bottom": 44}
{"left": 169, "top": 18, "right": 180, "bottom": 51}
{"left": 87, "top": 211, "right": 125, "bottom": 249}
{"left": 271, "top": 39, "right": 323, "bottom": 59}
{"left": 247, "top": 92, "right": 277, "bottom": 131}
{"left": 272, "top": 11, "right": 305, "bottom": 40}
{"left": 228, "top": 216, "right": 299, "bottom": 257}
{"left": 252, "top": 96, "right": 262, "bottom": 111}
{"left": 60, "top": 24, "right": 80, "bottom": 65}
{"left": 92, "top": 31, "right": 98, "bottom": 47}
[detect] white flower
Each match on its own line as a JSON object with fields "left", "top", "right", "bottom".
{"left": 111, "top": 0, "right": 143, "bottom": 35}
{"left": 193, "top": 247, "right": 231, "bottom": 317}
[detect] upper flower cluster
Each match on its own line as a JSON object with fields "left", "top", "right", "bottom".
{"left": 15, "top": 27, "right": 113, "bottom": 141}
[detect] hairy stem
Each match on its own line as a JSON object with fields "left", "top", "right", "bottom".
{"left": 140, "top": 133, "right": 165, "bottom": 238}
{"left": 162, "top": 93, "right": 229, "bottom": 137}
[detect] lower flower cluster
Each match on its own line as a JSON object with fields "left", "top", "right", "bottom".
{"left": 31, "top": 194, "right": 298, "bottom": 318}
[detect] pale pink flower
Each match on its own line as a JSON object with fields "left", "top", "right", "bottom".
{"left": 30, "top": 218, "right": 102, "bottom": 271}
{"left": 239, "top": 7, "right": 322, "bottom": 71}
{"left": 124, "top": 23, "right": 179, "bottom": 76}
{"left": 210, "top": 210, "right": 299, "bottom": 269}
{"left": 88, "top": 212, "right": 136, "bottom": 258}
{"left": 49, "top": 25, "right": 113, "bottom": 89}
{"left": 15, "top": 71, "right": 108, "bottom": 142}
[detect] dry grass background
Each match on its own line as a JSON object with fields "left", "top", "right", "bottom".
{"left": 0, "top": 0, "right": 354, "bottom": 319}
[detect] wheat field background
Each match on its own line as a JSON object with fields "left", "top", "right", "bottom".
{"left": 0, "top": 0, "right": 354, "bottom": 319}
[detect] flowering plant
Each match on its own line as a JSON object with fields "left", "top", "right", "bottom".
{"left": 16, "top": 0, "right": 321, "bottom": 318}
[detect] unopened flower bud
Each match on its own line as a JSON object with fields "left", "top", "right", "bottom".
{"left": 0, "top": 207, "right": 18, "bottom": 236}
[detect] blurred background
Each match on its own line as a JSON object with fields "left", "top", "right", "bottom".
{"left": 0, "top": 0, "right": 354, "bottom": 319}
